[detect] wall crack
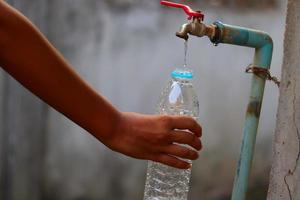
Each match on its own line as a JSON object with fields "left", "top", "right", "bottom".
{"left": 284, "top": 77, "right": 300, "bottom": 200}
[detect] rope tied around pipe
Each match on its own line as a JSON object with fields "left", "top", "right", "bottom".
{"left": 245, "top": 64, "right": 280, "bottom": 87}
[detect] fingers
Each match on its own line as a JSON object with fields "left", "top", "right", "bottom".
{"left": 169, "top": 116, "right": 202, "bottom": 137}
{"left": 170, "top": 130, "right": 202, "bottom": 150}
{"left": 162, "top": 144, "right": 199, "bottom": 160}
{"left": 152, "top": 154, "right": 191, "bottom": 169}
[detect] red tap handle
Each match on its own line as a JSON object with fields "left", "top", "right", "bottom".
{"left": 160, "top": 1, "right": 204, "bottom": 20}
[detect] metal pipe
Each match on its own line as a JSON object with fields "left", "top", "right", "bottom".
{"left": 211, "top": 21, "right": 273, "bottom": 200}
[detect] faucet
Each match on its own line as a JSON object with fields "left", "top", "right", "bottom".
{"left": 161, "top": 1, "right": 274, "bottom": 200}
{"left": 160, "top": 1, "right": 216, "bottom": 40}
{"left": 176, "top": 17, "right": 216, "bottom": 40}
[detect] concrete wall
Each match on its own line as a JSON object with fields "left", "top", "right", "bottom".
{"left": 267, "top": 0, "right": 300, "bottom": 199}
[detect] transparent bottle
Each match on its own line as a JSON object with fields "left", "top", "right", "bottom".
{"left": 143, "top": 68, "right": 199, "bottom": 200}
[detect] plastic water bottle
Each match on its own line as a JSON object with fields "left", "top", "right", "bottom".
{"left": 143, "top": 68, "right": 199, "bottom": 200}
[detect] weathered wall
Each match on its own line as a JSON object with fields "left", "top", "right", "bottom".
{"left": 267, "top": 0, "right": 300, "bottom": 199}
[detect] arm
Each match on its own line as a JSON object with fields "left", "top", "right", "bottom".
{"left": 0, "top": 1, "right": 202, "bottom": 169}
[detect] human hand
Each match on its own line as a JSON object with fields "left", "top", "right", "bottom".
{"left": 103, "top": 112, "right": 202, "bottom": 169}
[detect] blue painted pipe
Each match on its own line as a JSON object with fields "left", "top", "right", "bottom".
{"left": 211, "top": 21, "right": 273, "bottom": 200}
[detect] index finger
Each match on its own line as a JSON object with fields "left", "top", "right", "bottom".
{"left": 170, "top": 116, "right": 202, "bottom": 137}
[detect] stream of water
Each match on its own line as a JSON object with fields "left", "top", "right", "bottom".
{"left": 184, "top": 40, "right": 188, "bottom": 68}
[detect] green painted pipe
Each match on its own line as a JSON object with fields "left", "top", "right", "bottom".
{"left": 211, "top": 21, "right": 273, "bottom": 200}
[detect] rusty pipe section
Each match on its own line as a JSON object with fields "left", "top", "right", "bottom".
{"left": 210, "top": 21, "right": 273, "bottom": 200}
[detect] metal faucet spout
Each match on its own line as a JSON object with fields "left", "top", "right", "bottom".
{"left": 176, "top": 18, "right": 216, "bottom": 40}
{"left": 176, "top": 23, "right": 192, "bottom": 40}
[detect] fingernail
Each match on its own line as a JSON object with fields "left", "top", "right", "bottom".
{"left": 183, "top": 163, "right": 191, "bottom": 169}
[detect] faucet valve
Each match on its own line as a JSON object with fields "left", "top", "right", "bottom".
{"left": 160, "top": 1, "right": 204, "bottom": 20}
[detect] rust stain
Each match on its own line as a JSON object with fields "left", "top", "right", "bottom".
{"left": 223, "top": 28, "right": 235, "bottom": 42}
{"left": 246, "top": 101, "right": 262, "bottom": 118}
{"left": 222, "top": 27, "right": 249, "bottom": 45}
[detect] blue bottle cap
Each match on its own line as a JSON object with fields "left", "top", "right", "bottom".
{"left": 171, "top": 69, "right": 193, "bottom": 79}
